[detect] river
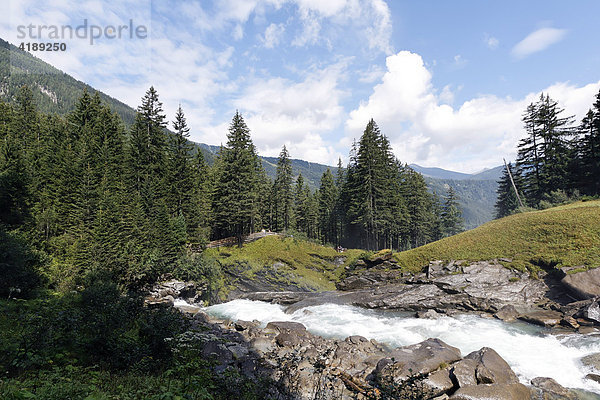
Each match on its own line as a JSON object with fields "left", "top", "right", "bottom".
{"left": 205, "top": 299, "right": 600, "bottom": 395}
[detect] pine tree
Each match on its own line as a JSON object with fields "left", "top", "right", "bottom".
{"left": 294, "top": 173, "right": 308, "bottom": 234}
{"left": 318, "top": 169, "right": 337, "bottom": 244}
{"left": 212, "top": 111, "right": 262, "bottom": 245}
{"left": 441, "top": 187, "right": 463, "bottom": 237}
{"left": 168, "top": 105, "right": 194, "bottom": 218}
{"left": 517, "top": 94, "right": 574, "bottom": 205}
{"left": 577, "top": 90, "right": 600, "bottom": 195}
{"left": 273, "top": 145, "right": 293, "bottom": 231}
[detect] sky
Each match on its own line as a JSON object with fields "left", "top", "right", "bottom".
{"left": 2, "top": 0, "right": 600, "bottom": 173}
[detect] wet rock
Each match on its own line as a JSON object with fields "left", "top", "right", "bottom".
{"left": 585, "top": 373, "right": 600, "bottom": 384}
{"left": 531, "top": 377, "right": 577, "bottom": 399}
{"left": 464, "top": 347, "right": 519, "bottom": 385}
{"left": 266, "top": 321, "right": 307, "bottom": 333}
{"left": 585, "top": 301, "right": 600, "bottom": 323}
{"left": 494, "top": 305, "right": 520, "bottom": 322}
{"left": 417, "top": 309, "right": 442, "bottom": 319}
{"left": 450, "top": 383, "right": 531, "bottom": 399}
{"left": 581, "top": 353, "right": 600, "bottom": 371}
{"left": 579, "top": 326, "right": 599, "bottom": 334}
{"left": 518, "top": 310, "right": 563, "bottom": 327}
{"left": 561, "top": 267, "right": 600, "bottom": 299}
{"left": 239, "top": 291, "right": 313, "bottom": 304}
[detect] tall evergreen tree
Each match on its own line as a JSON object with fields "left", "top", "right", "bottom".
{"left": 441, "top": 187, "right": 463, "bottom": 237}
{"left": 212, "top": 111, "right": 263, "bottom": 245}
{"left": 168, "top": 105, "right": 194, "bottom": 218}
{"left": 273, "top": 145, "right": 293, "bottom": 231}
{"left": 318, "top": 169, "right": 337, "bottom": 244}
{"left": 577, "top": 90, "right": 600, "bottom": 195}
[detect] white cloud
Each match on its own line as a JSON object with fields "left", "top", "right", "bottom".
{"left": 262, "top": 22, "right": 284, "bottom": 48}
{"left": 453, "top": 54, "right": 467, "bottom": 68}
{"left": 347, "top": 51, "right": 600, "bottom": 173}
{"left": 484, "top": 34, "right": 499, "bottom": 49}
{"left": 512, "top": 27, "right": 567, "bottom": 58}
{"left": 220, "top": 62, "right": 348, "bottom": 164}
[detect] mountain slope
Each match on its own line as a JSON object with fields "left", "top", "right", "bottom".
{"left": 391, "top": 200, "right": 600, "bottom": 273}
{"left": 0, "top": 38, "right": 136, "bottom": 125}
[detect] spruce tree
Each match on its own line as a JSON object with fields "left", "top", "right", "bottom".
{"left": 273, "top": 145, "right": 293, "bottom": 231}
{"left": 318, "top": 169, "right": 337, "bottom": 244}
{"left": 168, "top": 105, "right": 194, "bottom": 218}
{"left": 441, "top": 187, "right": 463, "bottom": 237}
{"left": 212, "top": 111, "right": 262, "bottom": 245}
{"left": 577, "top": 90, "right": 600, "bottom": 195}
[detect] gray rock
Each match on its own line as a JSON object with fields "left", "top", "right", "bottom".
{"left": 423, "top": 369, "right": 455, "bottom": 397}
{"left": 531, "top": 377, "right": 576, "bottom": 399}
{"left": 518, "top": 310, "right": 563, "bottom": 327}
{"left": 265, "top": 321, "right": 307, "bottom": 333}
{"left": 582, "top": 353, "right": 600, "bottom": 371}
{"left": 450, "top": 359, "right": 479, "bottom": 387}
{"left": 494, "top": 305, "right": 520, "bottom": 322}
{"left": 376, "top": 338, "right": 462, "bottom": 381}
{"left": 585, "top": 301, "right": 600, "bottom": 323}
{"left": 562, "top": 267, "right": 600, "bottom": 299}
{"left": 464, "top": 347, "right": 519, "bottom": 385}
{"left": 450, "top": 383, "right": 531, "bottom": 399}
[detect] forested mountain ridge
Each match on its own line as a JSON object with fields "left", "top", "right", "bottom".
{"left": 1, "top": 38, "right": 494, "bottom": 229}
{"left": 0, "top": 37, "right": 136, "bottom": 125}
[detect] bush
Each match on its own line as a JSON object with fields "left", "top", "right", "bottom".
{"left": 173, "top": 253, "right": 223, "bottom": 303}
{"left": 0, "top": 282, "right": 187, "bottom": 376}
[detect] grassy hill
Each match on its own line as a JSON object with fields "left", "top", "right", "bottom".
{"left": 205, "top": 235, "right": 364, "bottom": 294}
{"left": 391, "top": 200, "right": 600, "bottom": 274}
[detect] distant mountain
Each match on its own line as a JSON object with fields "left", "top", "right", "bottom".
{"left": 196, "top": 143, "right": 334, "bottom": 191}
{"left": 408, "top": 164, "right": 503, "bottom": 228}
{"left": 410, "top": 164, "right": 503, "bottom": 181}
{"left": 469, "top": 165, "right": 504, "bottom": 181}
{"left": 409, "top": 164, "right": 473, "bottom": 180}
{"left": 1, "top": 37, "right": 499, "bottom": 229}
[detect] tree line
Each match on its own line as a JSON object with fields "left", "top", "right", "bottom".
{"left": 495, "top": 89, "right": 600, "bottom": 218}
{"left": 0, "top": 86, "right": 463, "bottom": 292}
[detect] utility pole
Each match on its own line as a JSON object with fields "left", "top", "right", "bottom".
{"left": 503, "top": 158, "right": 524, "bottom": 208}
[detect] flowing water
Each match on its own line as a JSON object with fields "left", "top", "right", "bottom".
{"left": 205, "top": 299, "right": 600, "bottom": 394}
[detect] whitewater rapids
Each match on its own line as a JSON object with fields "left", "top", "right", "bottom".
{"left": 205, "top": 299, "right": 600, "bottom": 394}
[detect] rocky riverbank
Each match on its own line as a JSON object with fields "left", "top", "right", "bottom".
{"left": 146, "top": 260, "right": 600, "bottom": 398}
{"left": 238, "top": 260, "right": 600, "bottom": 334}
{"left": 170, "top": 303, "right": 594, "bottom": 399}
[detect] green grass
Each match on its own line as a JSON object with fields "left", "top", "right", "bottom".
{"left": 392, "top": 200, "right": 600, "bottom": 274}
{"left": 205, "top": 236, "right": 363, "bottom": 292}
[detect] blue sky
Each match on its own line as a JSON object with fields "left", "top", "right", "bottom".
{"left": 2, "top": 0, "right": 600, "bottom": 172}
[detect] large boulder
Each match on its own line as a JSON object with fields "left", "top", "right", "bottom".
{"left": 561, "top": 267, "right": 600, "bottom": 299}
{"left": 463, "top": 347, "right": 519, "bottom": 385}
{"left": 375, "top": 338, "right": 462, "bottom": 382}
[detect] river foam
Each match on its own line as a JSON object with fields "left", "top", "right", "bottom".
{"left": 206, "top": 299, "right": 600, "bottom": 394}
